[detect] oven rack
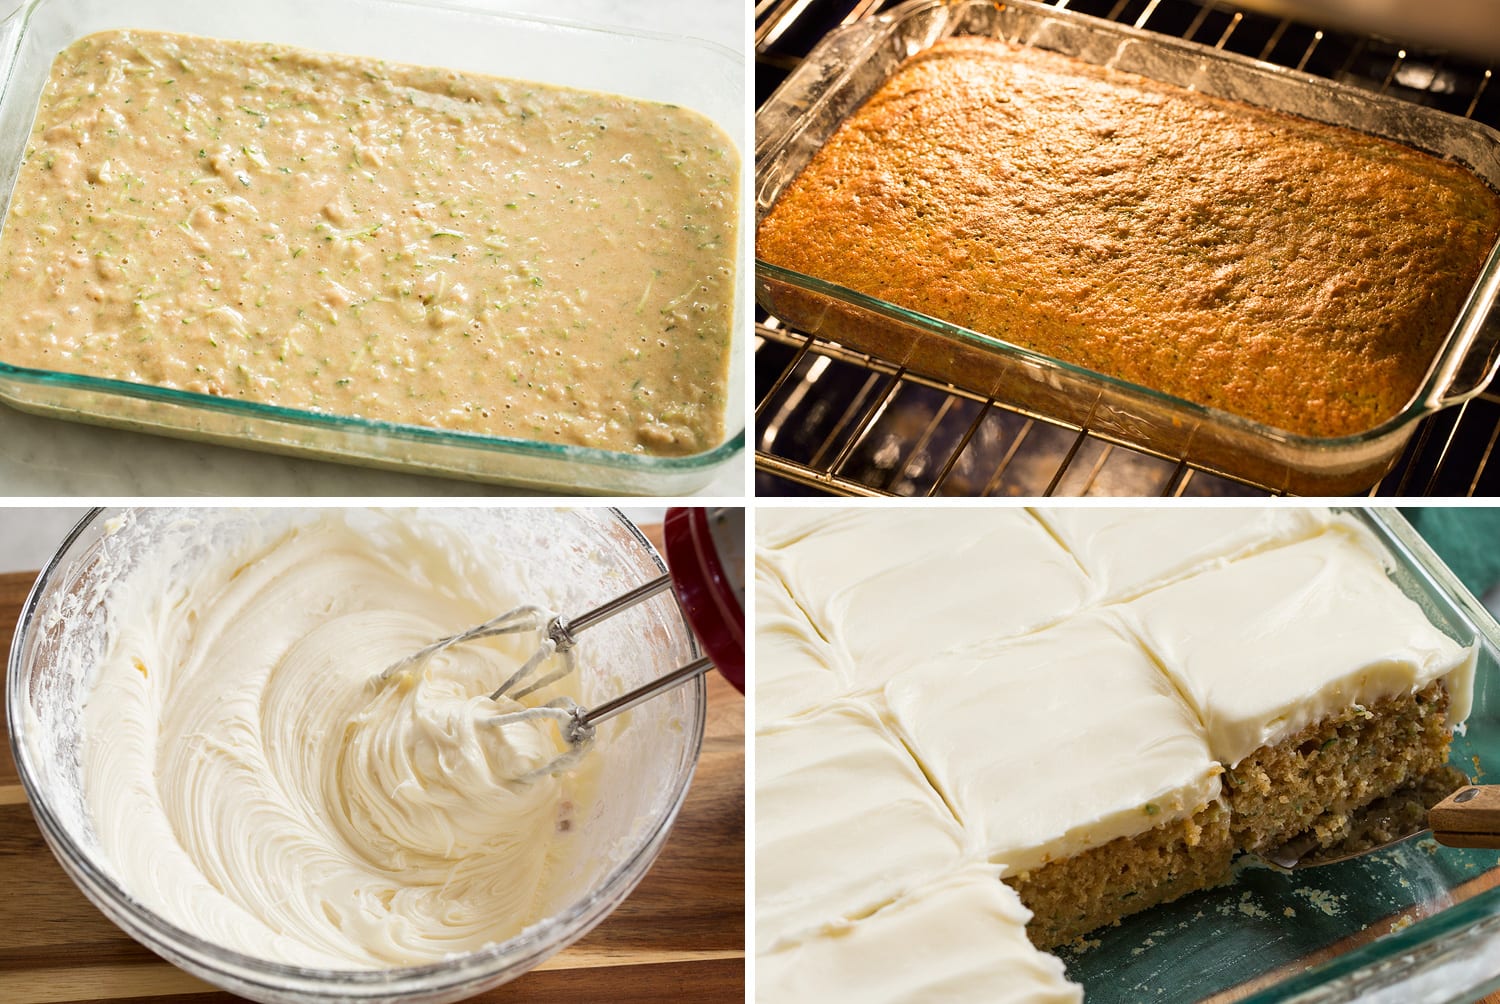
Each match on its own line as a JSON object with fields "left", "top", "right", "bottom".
{"left": 754, "top": 0, "right": 1500, "bottom": 497}
{"left": 756, "top": 319, "right": 1500, "bottom": 496}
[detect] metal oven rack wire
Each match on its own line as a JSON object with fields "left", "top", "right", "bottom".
{"left": 754, "top": 0, "right": 1500, "bottom": 497}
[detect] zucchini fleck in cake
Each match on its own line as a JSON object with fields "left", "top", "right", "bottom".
{"left": 754, "top": 508, "right": 1476, "bottom": 1002}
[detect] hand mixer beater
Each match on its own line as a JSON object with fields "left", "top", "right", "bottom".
{"left": 376, "top": 507, "right": 745, "bottom": 780}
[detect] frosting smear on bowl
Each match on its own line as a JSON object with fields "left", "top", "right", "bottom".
{"left": 80, "top": 511, "right": 602, "bottom": 968}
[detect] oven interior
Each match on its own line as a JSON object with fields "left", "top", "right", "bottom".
{"left": 754, "top": 0, "right": 1500, "bottom": 497}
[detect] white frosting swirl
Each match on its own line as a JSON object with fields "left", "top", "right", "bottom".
{"left": 81, "top": 512, "right": 599, "bottom": 969}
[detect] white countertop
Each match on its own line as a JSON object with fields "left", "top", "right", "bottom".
{"left": 0, "top": 505, "right": 670, "bottom": 573}
{"left": 0, "top": 506, "right": 86, "bottom": 573}
{"left": 0, "top": 0, "right": 744, "bottom": 498}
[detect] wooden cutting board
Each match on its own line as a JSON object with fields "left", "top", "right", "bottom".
{"left": 0, "top": 525, "right": 746, "bottom": 1003}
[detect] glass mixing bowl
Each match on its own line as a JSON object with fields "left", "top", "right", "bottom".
{"left": 5, "top": 507, "right": 706, "bottom": 1004}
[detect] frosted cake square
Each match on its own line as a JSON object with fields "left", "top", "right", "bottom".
{"left": 757, "top": 866, "right": 1082, "bottom": 1004}
{"left": 760, "top": 508, "right": 1091, "bottom": 691}
{"left": 1032, "top": 507, "right": 1330, "bottom": 602}
{"left": 1120, "top": 522, "right": 1475, "bottom": 852}
{"left": 755, "top": 700, "right": 968, "bottom": 953}
{"left": 885, "top": 612, "right": 1230, "bottom": 948}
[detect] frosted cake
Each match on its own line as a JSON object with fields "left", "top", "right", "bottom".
{"left": 755, "top": 507, "right": 1476, "bottom": 999}
{"left": 754, "top": 563, "right": 844, "bottom": 723}
{"left": 763, "top": 507, "right": 1091, "bottom": 691}
{"left": 758, "top": 866, "right": 1081, "bottom": 1004}
{"left": 757, "top": 700, "right": 967, "bottom": 952}
{"left": 885, "top": 612, "right": 1230, "bottom": 949}
{"left": 1120, "top": 528, "right": 1474, "bottom": 853}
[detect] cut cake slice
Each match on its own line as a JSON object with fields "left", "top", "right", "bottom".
{"left": 885, "top": 612, "right": 1230, "bottom": 948}
{"left": 1120, "top": 522, "right": 1476, "bottom": 852}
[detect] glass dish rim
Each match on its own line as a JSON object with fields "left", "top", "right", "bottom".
{"left": 753, "top": 0, "right": 1500, "bottom": 451}
{"left": 0, "top": 0, "right": 748, "bottom": 477}
{"left": 757, "top": 259, "right": 1439, "bottom": 451}
{"left": 0, "top": 361, "right": 747, "bottom": 473}
{"left": 4, "top": 505, "right": 709, "bottom": 996}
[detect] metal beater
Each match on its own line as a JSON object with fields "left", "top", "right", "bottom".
{"left": 376, "top": 507, "right": 745, "bottom": 780}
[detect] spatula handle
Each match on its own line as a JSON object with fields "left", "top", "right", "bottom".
{"left": 1431, "top": 785, "right": 1500, "bottom": 848}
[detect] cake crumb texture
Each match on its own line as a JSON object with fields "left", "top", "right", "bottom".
{"left": 1226, "top": 682, "right": 1452, "bottom": 852}
{"left": 1006, "top": 802, "right": 1234, "bottom": 951}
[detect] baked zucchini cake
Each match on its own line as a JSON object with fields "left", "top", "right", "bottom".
{"left": 1120, "top": 529, "right": 1474, "bottom": 853}
{"left": 885, "top": 612, "right": 1230, "bottom": 950}
{"left": 756, "top": 37, "right": 1500, "bottom": 438}
{"left": 755, "top": 507, "right": 1476, "bottom": 1000}
{"left": 757, "top": 699, "right": 968, "bottom": 953}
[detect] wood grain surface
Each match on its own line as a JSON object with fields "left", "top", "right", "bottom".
{"left": 0, "top": 525, "right": 746, "bottom": 1003}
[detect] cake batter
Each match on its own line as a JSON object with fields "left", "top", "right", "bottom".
{"left": 0, "top": 30, "right": 738, "bottom": 454}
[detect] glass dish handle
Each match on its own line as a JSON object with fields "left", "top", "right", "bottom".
{"left": 1429, "top": 260, "right": 1500, "bottom": 409}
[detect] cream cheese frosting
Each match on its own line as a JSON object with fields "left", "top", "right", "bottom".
{"left": 885, "top": 612, "right": 1222, "bottom": 875}
{"left": 756, "top": 699, "right": 968, "bottom": 953}
{"left": 754, "top": 561, "right": 846, "bottom": 724}
{"left": 1032, "top": 507, "right": 1331, "bottom": 602}
{"left": 757, "top": 865, "right": 1082, "bottom": 1004}
{"left": 761, "top": 508, "right": 1091, "bottom": 691}
{"left": 81, "top": 511, "right": 602, "bottom": 969}
{"left": 756, "top": 508, "right": 851, "bottom": 550}
{"left": 1119, "top": 523, "right": 1477, "bottom": 767}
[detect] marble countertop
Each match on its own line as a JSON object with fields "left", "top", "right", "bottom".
{"left": 0, "top": 0, "right": 743, "bottom": 498}
{"left": 0, "top": 506, "right": 86, "bottom": 573}
{"left": 0, "top": 505, "right": 670, "bottom": 573}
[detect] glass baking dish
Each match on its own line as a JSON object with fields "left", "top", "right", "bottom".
{"left": 1045, "top": 507, "right": 1500, "bottom": 1002}
{"left": 0, "top": 0, "right": 746, "bottom": 496}
{"left": 754, "top": 0, "right": 1500, "bottom": 496}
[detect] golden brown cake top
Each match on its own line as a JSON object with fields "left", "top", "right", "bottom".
{"left": 757, "top": 37, "right": 1500, "bottom": 438}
